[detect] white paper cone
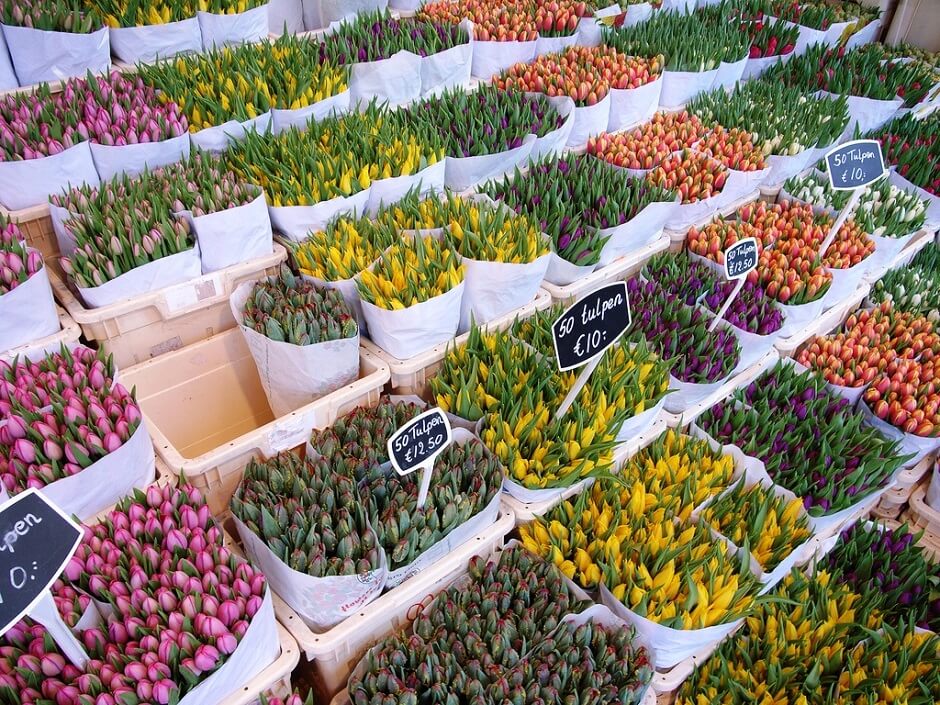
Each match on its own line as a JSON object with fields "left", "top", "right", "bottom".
{"left": 597, "top": 198, "right": 676, "bottom": 266}
{"left": 622, "top": 3, "right": 653, "bottom": 27}
{"left": 268, "top": 0, "right": 304, "bottom": 33}
{"left": 616, "top": 396, "right": 665, "bottom": 443}
{"left": 361, "top": 282, "right": 464, "bottom": 359}
{"left": 742, "top": 52, "right": 789, "bottom": 81}
{"left": 269, "top": 189, "right": 370, "bottom": 241}
{"left": 608, "top": 77, "right": 662, "bottom": 132}
{"left": 659, "top": 68, "right": 718, "bottom": 109}
{"left": 180, "top": 192, "right": 273, "bottom": 273}
{"left": 89, "top": 133, "right": 190, "bottom": 181}
{"left": 109, "top": 18, "right": 201, "bottom": 63}
{"left": 316, "top": 0, "right": 387, "bottom": 26}
{"left": 534, "top": 32, "right": 578, "bottom": 58}
{"left": 458, "top": 254, "right": 549, "bottom": 332}
{"left": 270, "top": 90, "right": 350, "bottom": 134}
{"left": 818, "top": 91, "right": 902, "bottom": 137}
{"left": 444, "top": 136, "right": 535, "bottom": 192}
{"left": 1, "top": 25, "right": 109, "bottom": 86}
{"left": 544, "top": 251, "right": 596, "bottom": 285}
{"left": 0, "top": 29, "right": 16, "bottom": 89}
{"left": 76, "top": 245, "right": 203, "bottom": 308}
{"left": 0, "top": 264, "right": 60, "bottom": 352}
{"left": 714, "top": 57, "right": 747, "bottom": 91}
{"left": 471, "top": 39, "right": 536, "bottom": 80}
{"left": 49, "top": 202, "right": 78, "bottom": 257}
{"left": 0, "top": 141, "right": 99, "bottom": 211}
{"left": 858, "top": 399, "right": 940, "bottom": 466}
{"left": 190, "top": 112, "right": 272, "bottom": 153}
{"left": 421, "top": 31, "right": 473, "bottom": 96}
{"left": 349, "top": 50, "right": 422, "bottom": 106}
{"left": 198, "top": 5, "right": 270, "bottom": 49}
{"left": 565, "top": 93, "right": 612, "bottom": 147}
{"left": 367, "top": 161, "right": 446, "bottom": 215}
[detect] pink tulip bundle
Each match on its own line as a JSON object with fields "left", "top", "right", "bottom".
{"left": 0, "top": 346, "right": 142, "bottom": 493}
{"left": 0, "top": 218, "right": 21, "bottom": 246}
{"left": 0, "top": 483, "right": 270, "bottom": 705}
{"left": 0, "top": 220, "right": 43, "bottom": 294}
{"left": 0, "top": 72, "right": 188, "bottom": 161}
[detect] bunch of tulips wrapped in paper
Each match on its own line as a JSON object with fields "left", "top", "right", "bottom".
{"left": 870, "top": 112, "right": 940, "bottom": 197}
{"left": 871, "top": 243, "right": 940, "bottom": 322}
{"left": 89, "top": 0, "right": 266, "bottom": 27}
{"left": 419, "top": 0, "right": 594, "bottom": 42}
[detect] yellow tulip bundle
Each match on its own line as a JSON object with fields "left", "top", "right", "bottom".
{"left": 836, "top": 629, "right": 940, "bottom": 705}
{"left": 357, "top": 234, "right": 463, "bottom": 310}
{"left": 140, "top": 36, "right": 349, "bottom": 131}
{"left": 292, "top": 216, "right": 398, "bottom": 283}
{"left": 444, "top": 199, "right": 548, "bottom": 264}
{"left": 92, "top": 0, "right": 263, "bottom": 27}
{"left": 699, "top": 479, "right": 812, "bottom": 573}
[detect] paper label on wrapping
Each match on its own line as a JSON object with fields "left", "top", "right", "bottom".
{"left": 552, "top": 282, "right": 631, "bottom": 371}
{"left": 825, "top": 139, "right": 886, "bottom": 191}
{"left": 387, "top": 408, "right": 452, "bottom": 476}
{"left": 164, "top": 274, "right": 221, "bottom": 313}
{"left": 724, "top": 238, "right": 758, "bottom": 280}
{"left": 0, "top": 490, "right": 83, "bottom": 636}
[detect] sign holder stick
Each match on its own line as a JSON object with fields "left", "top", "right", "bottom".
{"left": 554, "top": 355, "right": 603, "bottom": 421}
{"left": 708, "top": 277, "right": 746, "bottom": 332}
{"left": 416, "top": 461, "right": 434, "bottom": 509}
{"left": 28, "top": 590, "right": 90, "bottom": 669}
{"left": 816, "top": 187, "right": 864, "bottom": 266}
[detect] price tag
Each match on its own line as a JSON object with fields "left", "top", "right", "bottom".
{"left": 551, "top": 283, "right": 632, "bottom": 418}
{"left": 723, "top": 238, "right": 758, "bottom": 280}
{"left": 387, "top": 409, "right": 453, "bottom": 509}
{"left": 825, "top": 139, "right": 887, "bottom": 191}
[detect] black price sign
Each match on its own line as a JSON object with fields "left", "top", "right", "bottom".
{"left": 388, "top": 408, "right": 453, "bottom": 477}
{"left": 552, "top": 282, "right": 632, "bottom": 372}
{"left": 825, "top": 139, "right": 886, "bottom": 191}
{"left": 0, "top": 490, "right": 83, "bottom": 636}
{"left": 724, "top": 238, "right": 758, "bottom": 280}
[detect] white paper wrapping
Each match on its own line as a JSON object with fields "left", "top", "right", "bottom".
{"left": 597, "top": 198, "right": 676, "bottom": 266}
{"left": 421, "top": 32, "right": 474, "bottom": 96}
{"left": 0, "top": 141, "right": 99, "bottom": 211}
{"left": 865, "top": 231, "right": 918, "bottom": 278}
{"left": 762, "top": 148, "right": 814, "bottom": 190}
{"left": 823, "top": 258, "right": 871, "bottom": 311}
{"left": 234, "top": 512, "right": 386, "bottom": 631}
{"left": 108, "top": 17, "right": 202, "bottom": 63}
{"left": 845, "top": 17, "right": 881, "bottom": 49}
{"left": 198, "top": 5, "right": 270, "bottom": 49}
{"left": 0, "top": 30, "right": 16, "bottom": 89}
{"left": 565, "top": 93, "right": 612, "bottom": 147}
{"left": 1, "top": 25, "right": 109, "bottom": 87}
{"left": 38, "top": 421, "right": 155, "bottom": 521}
{"left": 622, "top": 3, "right": 653, "bottom": 27}
{"left": 471, "top": 39, "right": 536, "bottom": 80}
{"left": 533, "top": 32, "right": 578, "bottom": 58}
{"left": 888, "top": 170, "right": 940, "bottom": 233}
{"left": 269, "top": 0, "right": 304, "bottom": 34}
{"left": 367, "top": 161, "right": 446, "bottom": 215}
{"left": 789, "top": 19, "right": 853, "bottom": 56}
{"left": 190, "top": 112, "right": 272, "bottom": 153}
{"left": 817, "top": 91, "right": 902, "bottom": 137}
{"left": 927, "top": 464, "right": 940, "bottom": 511}
{"left": 317, "top": 0, "right": 388, "bottom": 26}
{"left": 544, "top": 251, "right": 596, "bottom": 285}
{"left": 230, "top": 279, "right": 360, "bottom": 416}
{"left": 859, "top": 399, "right": 940, "bottom": 467}
{"left": 444, "top": 136, "right": 535, "bottom": 192}
{"left": 714, "top": 57, "right": 747, "bottom": 91}
{"left": 659, "top": 68, "right": 718, "bottom": 109}
{"left": 177, "top": 589, "right": 280, "bottom": 705}
{"left": 361, "top": 281, "right": 464, "bottom": 360}
{"left": 776, "top": 294, "right": 826, "bottom": 340}
{"left": 0, "top": 264, "right": 60, "bottom": 352}
{"left": 664, "top": 169, "right": 751, "bottom": 231}
{"left": 269, "top": 188, "right": 370, "bottom": 241}
{"left": 349, "top": 50, "right": 423, "bottom": 107}
{"left": 77, "top": 245, "right": 203, "bottom": 309}
{"left": 89, "top": 133, "right": 191, "bottom": 181}
{"left": 608, "top": 77, "right": 662, "bottom": 132}
{"left": 741, "top": 52, "right": 789, "bottom": 81}
{"left": 178, "top": 192, "right": 273, "bottom": 273}
{"left": 458, "top": 253, "right": 549, "bottom": 332}
{"left": 48, "top": 202, "right": 78, "bottom": 257}
{"left": 270, "top": 91, "right": 350, "bottom": 134}
{"left": 616, "top": 395, "right": 665, "bottom": 444}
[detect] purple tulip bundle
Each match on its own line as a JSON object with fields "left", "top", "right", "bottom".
{"left": 702, "top": 279, "right": 784, "bottom": 336}
{"left": 0, "top": 346, "right": 143, "bottom": 493}
{"left": 0, "top": 222, "right": 43, "bottom": 294}
{"left": 0, "top": 483, "right": 270, "bottom": 705}
{"left": 0, "top": 72, "right": 187, "bottom": 161}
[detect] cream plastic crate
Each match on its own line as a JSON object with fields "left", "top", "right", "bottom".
{"left": 543, "top": 233, "right": 671, "bottom": 304}
{"left": 664, "top": 190, "right": 761, "bottom": 252}
{"left": 774, "top": 285, "right": 870, "bottom": 358}
{"left": 361, "top": 288, "right": 553, "bottom": 396}
{"left": 502, "top": 415, "right": 669, "bottom": 524}
{"left": 48, "top": 245, "right": 287, "bottom": 367}
{"left": 4, "top": 203, "right": 58, "bottom": 259}
{"left": 280, "top": 508, "right": 515, "bottom": 702}
{"left": 905, "top": 481, "right": 940, "bottom": 538}
{"left": 226, "top": 622, "right": 300, "bottom": 705}
{"left": 872, "top": 453, "right": 935, "bottom": 519}
{"left": 1, "top": 306, "right": 81, "bottom": 362}
{"left": 120, "top": 328, "right": 390, "bottom": 516}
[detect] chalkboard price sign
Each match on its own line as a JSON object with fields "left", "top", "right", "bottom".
{"left": 724, "top": 238, "right": 758, "bottom": 280}
{"left": 0, "top": 490, "right": 83, "bottom": 637}
{"left": 388, "top": 408, "right": 453, "bottom": 477}
{"left": 825, "top": 139, "right": 886, "bottom": 191}
{"left": 552, "top": 282, "right": 632, "bottom": 372}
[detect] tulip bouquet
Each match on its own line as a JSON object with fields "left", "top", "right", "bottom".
{"left": 318, "top": 9, "right": 469, "bottom": 65}
{"left": 291, "top": 213, "right": 399, "bottom": 284}
{"left": 232, "top": 451, "right": 381, "bottom": 577}
{"left": 401, "top": 85, "right": 565, "bottom": 159}
{"left": 0, "top": 227, "right": 43, "bottom": 295}
{"left": 748, "top": 217, "right": 833, "bottom": 306}
{"left": 225, "top": 106, "right": 443, "bottom": 207}
{"left": 871, "top": 243, "right": 940, "bottom": 322}
{"left": 243, "top": 265, "right": 357, "bottom": 346}
{"left": 359, "top": 438, "right": 503, "bottom": 571}
{"left": 689, "top": 80, "right": 849, "bottom": 157}
{"left": 628, "top": 277, "right": 741, "bottom": 385}
{"left": 703, "top": 280, "right": 785, "bottom": 336}
{"left": 863, "top": 357, "right": 940, "bottom": 437}
{"left": 870, "top": 112, "right": 940, "bottom": 197}
{"left": 139, "top": 36, "right": 350, "bottom": 132}
{"left": 646, "top": 149, "right": 728, "bottom": 204}
{"left": 0, "top": 483, "right": 274, "bottom": 705}
{"left": 261, "top": 693, "right": 313, "bottom": 705}
{"left": 674, "top": 567, "right": 881, "bottom": 705}
{"left": 686, "top": 218, "right": 769, "bottom": 264}
{"left": 0, "top": 0, "right": 101, "bottom": 32}
{"left": 0, "top": 346, "right": 144, "bottom": 494}
{"left": 695, "top": 126, "right": 768, "bottom": 173}
{"left": 699, "top": 478, "right": 812, "bottom": 573}
{"left": 827, "top": 520, "right": 940, "bottom": 631}
{"left": 357, "top": 234, "right": 464, "bottom": 310}
{"left": 869, "top": 42, "right": 940, "bottom": 68}
{"left": 495, "top": 46, "right": 662, "bottom": 106}
{"left": 0, "top": 71, "right": 187, "bottom": 161}
{"left": 736, "top": 9, "right": 798, "bottom": 59}
{"left": 89, "top": 0, "right": 266, "bottom": 27}
{"left": 762, "top": 44, "right": 938, "bottom": 108}
{"left": 483, "top": 154, "right": 676, "bottom": 266}
{"left": 587, "top": 111, "right": 709, "bottom": 170}
{"left": 820, "top": 219, "right": 874, "bottom": 271}
{"left": 836, "top": 627, "right": 940, "bottom": 705}
{"left": 642, "top": 250, "right": 722, "bottom": 307}
{"left": 418, "top": 0, "right": 593, "bottom": 42}
{"left": 699, "top": 361, "right": 906, "bottom": 514}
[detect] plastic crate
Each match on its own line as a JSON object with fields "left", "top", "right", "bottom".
{"left": 542, "top": 233, "right": 671, "bottom": 304}
{"left": 1, "top": 306, "right": 81, "bottom": 362}
{"left": 281, "top": 508, "right": 515, "bottom": 702}
{"left": 119, "top": 329, "right": 390, "bottom": 516}
{"left": 361, "top": 288, "right": 553, "bottom": 396}
{"left": 226, "top": 622, "right": 300, "bottom": 705}
{"left": 871, "top": 454, "right": 934, "bottom": 520}
{"left": 47, "top": 245, "right": 288, "bottom": 368}
{"left": 905, "top": 480, "right": 940, "bottom": 539}
{"left": 3, "top": 204, "right": 58, "bottom": 259}
{"left": 774, "top": 285, "right": 870, "bottom": 358}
